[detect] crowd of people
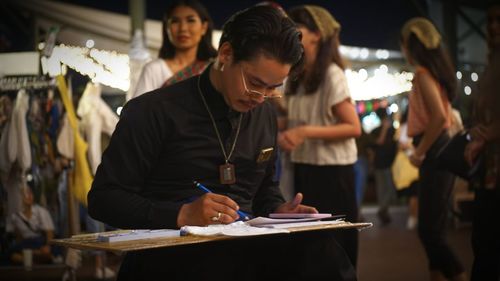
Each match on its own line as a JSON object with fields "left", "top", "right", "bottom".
{"left": 0, "top": 1, "right": 498, "bottom": 281}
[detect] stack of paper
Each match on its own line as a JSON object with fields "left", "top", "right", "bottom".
{"left": 97, "top": 229, "right": 180, "bottom": 242}
{"left": 246, "top": 213, "right": 344, "bottom": 227}
{"left": 180, "top": 214, "right": 346, "bottom": 237}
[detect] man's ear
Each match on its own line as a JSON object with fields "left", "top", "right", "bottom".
{"left": 218, "top": 42, "right": 234, "bottom": 65}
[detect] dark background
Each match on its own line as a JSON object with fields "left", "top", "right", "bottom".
{"left": 54, "top": 0, "right": 429, "bottom": 50}
{"left": 0, "top": 0, "right": 494, "bottom": 53}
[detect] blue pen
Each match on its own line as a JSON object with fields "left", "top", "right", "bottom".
{"left": 193, "top": 181, "right": 251, "bottom": 221}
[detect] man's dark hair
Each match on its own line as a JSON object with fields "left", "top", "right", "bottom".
{"left": 158, "top": 0, "right": 217, "bottom": 60}
{"left": 219, "top": 5, "right": 304, "bottom": 78}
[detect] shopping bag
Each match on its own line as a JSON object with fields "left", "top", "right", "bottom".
{"left": 392, "top": 150, "right": 419, "bottom": 190}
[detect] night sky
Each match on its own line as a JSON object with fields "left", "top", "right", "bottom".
{"left": 56, "top": 0, "right": 426, "bottom": 50}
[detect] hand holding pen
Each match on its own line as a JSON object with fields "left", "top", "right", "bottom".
{"left": 176, "top": 181, "right": 250, "bottom": 227}
{"left": 194, "top": 181, "right": 250, "bottom": 221}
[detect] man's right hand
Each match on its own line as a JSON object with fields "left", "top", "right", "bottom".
{"left": 176, "top": 193, "right": 240, "bottom": 227}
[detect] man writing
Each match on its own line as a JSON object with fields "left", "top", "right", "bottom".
{"left": 88, "top": 5, "right": 356, "bottom": 281}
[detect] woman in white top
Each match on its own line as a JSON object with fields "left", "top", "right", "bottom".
{"left": 279, "top": 5, "right": 361, "bottom": 267}
{"left": 132, "top": 0, "right": 216, "bottom": 99}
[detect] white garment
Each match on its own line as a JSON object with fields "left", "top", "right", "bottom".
{"left": 56, "top": 113, "right": 74, "bottom": 159}
{"left": 10, "top": 205, "right": 55, "bottom": 238}
{"left": 398, "top": 123, "right": 412, "bottom": 156}
{"left": 287, "top": 64, "right": 357, "bottom": 165}
{"left": 7, "top": 89, "right": 31, "bottom": 171}
{"left": 76, "top": 82, "right": 119, "bottom": 174}
{"left": 131, "top": 58, "right": 173, "bottom": 99}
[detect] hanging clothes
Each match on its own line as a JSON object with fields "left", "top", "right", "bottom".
{"left": 57, "top": 112, "right": 74, "bottom": 160}
{"left": 56, "top": 76, "right": 93, "bottom": 206}
{"left": 0, "top": 96, "right": 13, "bottom": 175}
{"left": 0, "top": 90, "right": 32, "bottom": 232}
{"left": 76, "top": 82, "right": 118, "bottom": 174}
{"left": 7, "top": 89, "right": 32, "bottom": 171}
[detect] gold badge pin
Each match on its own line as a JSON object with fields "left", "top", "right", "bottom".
{"left": 257, "top": 148, "right": 274, "bottom": 163}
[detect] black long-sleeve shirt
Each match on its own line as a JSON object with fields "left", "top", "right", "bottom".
{"left": 88, "top": 68, "right": 285, "bottom": 229}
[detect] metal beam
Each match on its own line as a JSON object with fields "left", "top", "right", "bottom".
{"left": 458, "top": 16, "right": 486, "bottom": 42}
{"left": 457, "top": 7, "right": 487, "bottom": 40}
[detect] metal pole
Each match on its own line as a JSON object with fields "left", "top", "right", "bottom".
{"left": 129, "top": 0, "right": 145, "bottom": 37}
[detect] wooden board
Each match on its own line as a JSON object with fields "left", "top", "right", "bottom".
{"left": 51, "top": 222, "right": 372, "bottom": 253}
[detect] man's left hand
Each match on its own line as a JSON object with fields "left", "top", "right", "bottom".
{"left": 274, "top": 193, "right": 318, "bottom": 214}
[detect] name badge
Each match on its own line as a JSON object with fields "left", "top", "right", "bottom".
{"left": 256, "top": 147, "right": 274, "bottom": 163}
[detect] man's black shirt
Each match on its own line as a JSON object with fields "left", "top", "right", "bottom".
{"left": 88, "top": 68, "right": 284, "bottom": 229}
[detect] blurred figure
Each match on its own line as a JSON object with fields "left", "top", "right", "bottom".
{"left": 131, "top": 0, "right": 216, "bottom": 99}
{"left": 465, "top": 3, "right": 500, "bottom": 280}
{"left": 353, "top": 125, "right": 371, "bottom": 210}
{"left": 8, "top": 185, "right": 61, "bottom": 265}
{"left": 369, "top": 107, "right": 397, "bottom": 225}
{"left": 392, "top": 108, "right": 419, "bottom": 230}
{"left": 280, "top": 5, "right": 361, "bottom": 267}
{"left": 401, "top": 17, "right": 466, "bottom": 281}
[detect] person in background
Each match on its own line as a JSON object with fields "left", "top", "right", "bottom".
{"left": 131, "top": 0, "right": 216, "bottom": 99}
{"left": 88, "top": 6, "right": 357, "bottom": 281}
{"left": 353, "top": 124, "right": 371, "bottom": 211}
{"left": 464, "top": 3, "right": 500, "bottom": 280}
{"left": 279, "top": 5, "right": 361, "bottom": 267}
{"left": 401, "top": 17, "right": 466, "bottom": 281}
{"left": 8, "top": 185, "right": 61, "bottom": 265}
{"left": 393, "top": 108, "right": 419, "bottom": 230}
{"left": 369, "top": 107, "right": 397, "bottom": 225}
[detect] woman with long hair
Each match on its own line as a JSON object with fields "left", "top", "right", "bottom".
{"left": 279, "top": 5, "right": 361, "bottom": 267}
{"left": 131, "top": 0, "right": 216, "bottom": 99}
{"left": 401, "top": 17, "right": 466, "bottom": 281}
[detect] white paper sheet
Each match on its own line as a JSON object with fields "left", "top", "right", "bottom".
{"left": 180, "top": 221, "right": 289, "bottom": 236}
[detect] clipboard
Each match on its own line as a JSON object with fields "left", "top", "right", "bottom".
{"left": 51, "top": 221, "right": 372, "bottom": 253}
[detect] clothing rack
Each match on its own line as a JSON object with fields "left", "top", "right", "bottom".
{"left": 0, "top": 75, "right": 56, "bottom": 91}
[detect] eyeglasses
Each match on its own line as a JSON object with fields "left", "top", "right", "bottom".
{"left": 240, "top": 68, "right": 282, "bottom": 100}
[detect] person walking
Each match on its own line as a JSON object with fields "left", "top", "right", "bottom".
{"left": 401, "top": 17, "right": 466, "bottom": 281}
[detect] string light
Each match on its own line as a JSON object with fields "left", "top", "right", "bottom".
{"left": 471, "top": 72, "right": 478, "bottom": 82}
{"left": 42, "top": 44, "right": 130, "bottom": 91}
{"left": 464, "top": 86, "right": 472, "bottom": 95}
{"left": 345, "top": 66, "right": 413, "bottom": 101}
{"left": 42, "top": 42, "right": 411, "bottom": 97}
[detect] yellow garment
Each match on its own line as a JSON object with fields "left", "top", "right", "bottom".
{"left": 392, "top": 151, "right": 419, "bottom": 190}
{"left": 401, "top": 17, "right": 441, "bottom": 49}
{"left": 57, "top": 76, "right": 93, "bottom": 205}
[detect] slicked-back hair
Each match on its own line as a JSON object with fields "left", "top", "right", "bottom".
{"left": 219, "top": 5, "right": 304, "bottom": 79}
{"left": 286, "top": 6, "right": 345, "bottom": 96}
{"left": 158, "top": 0, "right": 217, "bottom": 60}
